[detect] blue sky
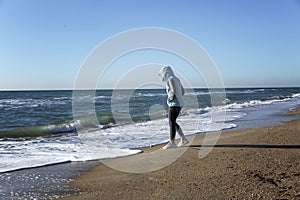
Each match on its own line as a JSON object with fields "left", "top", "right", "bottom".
{"left": 0, "top": 0, "right": 300, "bottom": 90}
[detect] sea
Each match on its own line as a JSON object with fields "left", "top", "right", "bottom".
{"left": 0, "top": 87, "right": 300, "bottom": 174}
{"left": 0, "top": 87, "right": 300, "bottom": 199}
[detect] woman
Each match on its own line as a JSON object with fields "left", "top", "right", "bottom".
{"left": 159, "top": 66, "right": 189, "bottom": 149}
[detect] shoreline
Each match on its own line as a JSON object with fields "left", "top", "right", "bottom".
{"left": 282, "top": 107, "right": 300, "bottom": 115}
{"left": 60, "top": 108, "right": 300, "bottom": 199}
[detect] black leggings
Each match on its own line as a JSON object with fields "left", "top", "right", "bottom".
{"left": 168, "top": 106, "right": 181, "bottom": 141}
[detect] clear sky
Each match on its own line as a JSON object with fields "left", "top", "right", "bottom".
{"left": 0, "top": 0, "right": 300, "bottom": 90}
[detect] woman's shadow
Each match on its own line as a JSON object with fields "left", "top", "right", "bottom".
{"left": 188, "top": 144, "right": 300, "bottom": 149}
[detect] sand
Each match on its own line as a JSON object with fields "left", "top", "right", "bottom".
{"left": 61, "top": 108, "right": 300, "bottom": 200}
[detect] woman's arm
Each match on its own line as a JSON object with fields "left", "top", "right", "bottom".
{"left": 167, "top": 78, "right": 176, "bottom": 102}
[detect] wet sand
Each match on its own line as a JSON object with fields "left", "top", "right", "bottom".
{"left": 0, "top": 161, "right": 100, "bottom": 199}
{"left": 61, "top": 108, "right": 300, "bottom": 200}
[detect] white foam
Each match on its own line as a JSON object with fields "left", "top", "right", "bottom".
{"left": 199, "top": 122, "right": 237, "bottom": 132}
{"left": 0, "top": 98, "right": 68, "bottom": 110}
{"left": 0, "top": 136, "right": 141, "bottom": 173}
{"left": 292, "top": 93, "right": 300, "bottom": 98}
{"left": 223, "top": 99, "right": 285, "bottom": 111}
{"left": 75, "top": 107, "right": 240, "bottom": 153}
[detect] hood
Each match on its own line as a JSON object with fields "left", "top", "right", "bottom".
{"left": 159, "top": 66, "right": 174, "bottom": 82}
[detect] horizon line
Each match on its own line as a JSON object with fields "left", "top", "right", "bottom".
{"left": 0, "top": 86, "right": 299, "bottom": 92}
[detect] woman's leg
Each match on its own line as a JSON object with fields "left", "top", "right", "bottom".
{"left": 168, "top": 106, "right": 181, "bottom": 141}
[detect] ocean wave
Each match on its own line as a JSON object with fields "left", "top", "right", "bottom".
{"left": 0, "top": 122, "right": 77, "bottom": 139}
{"left": 225, "top": 89, "right": 265, "bottom": 94}
{"left": 0, "top": 117, "right": 118, "bottom": 140}
{"left": 133, "top": 92, "right": 166, "bottom": 97}
{"left": 187, "top": 88, "right": 266, "bottom": 96}
{"left": 221, "top": 94, "right": 300, "bottom": 111}
{"left": 0, "top": 98, "right": 69, "bottom": 110}
{"left": 292, "top": 93, "right": 300, "bottom": 98}
{"left": 52, "top": 96, "right": 71, "bottom": 100}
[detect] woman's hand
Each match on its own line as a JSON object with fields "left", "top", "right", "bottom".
{"left": 168, "top": 95, "right": 175, "bottom": 102}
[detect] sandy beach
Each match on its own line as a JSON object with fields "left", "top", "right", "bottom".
{"left": 61, "top": 108, "right": 300, "bottom": 200}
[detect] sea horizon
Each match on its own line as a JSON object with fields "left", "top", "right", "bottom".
{"left": 1, "top": 85, "right": 300, "bottom": 92}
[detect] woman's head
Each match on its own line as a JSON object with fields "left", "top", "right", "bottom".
{"left": 159, "top": 66, "right": 174, "bottom": 82}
